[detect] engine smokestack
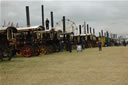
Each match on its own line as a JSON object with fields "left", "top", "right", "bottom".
{"left": 84, "top": 21, "right": 86, "bottom": 34}
{"left": 101, "top": 30, "right": 104, "bottom": 37}
{"left": 41, "top": 5, "right": 44, "bottom": 27}
{"left": 87, "top": 24, "right": 89, "bottom": 33}
{"left": 99, "top": 32, "right": 101, "bottom": 37}
{"left": 26, "top": 6, "right": 30, "bottom": 27}
{"left": 106, "top": 31, "right": 109, "bottom": 37}
{"left": 90, "top": 27, "right": 92, "bottom": 34}
{"left": 51, "top": 11, "right": 54, "bottom": 28}
{"left": 63, "top": 16, "right": 66, "bottom": 32}
{"left": 93, "top": 28, "right": 95, "bottom": 35}
{"left": 79, "top": 25, "right": 81, "bottom": 34}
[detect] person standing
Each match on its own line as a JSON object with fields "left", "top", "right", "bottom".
{"left": 61, "top": 40, "right": 64, "bottom": 51}
{"left": 117, "top": 40, "right": 120, "bottom": 46}
{"left": 68, "top": 40, "right": 72, "bottom": 53}
{"left": 123, "top": 40, "right": 126, "bottom": 47}
{"left": 77, "top": 39, "right": 82, "bottom": 52}
{"left": 59, "top": 39, "right": 64, "bottom": 51}
{"left": 98, "top": 40, "right": 102, "bottom": 51}
{"left": 45, "top": 18, "right": 49, "bottom": 30}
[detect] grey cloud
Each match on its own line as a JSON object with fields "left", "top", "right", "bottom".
{"left": 0, "top": 0, "right": 128, "bottom": 35}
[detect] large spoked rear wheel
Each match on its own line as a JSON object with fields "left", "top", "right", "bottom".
{"left": 21, "top": 45, "right": 33, "bottom": 57}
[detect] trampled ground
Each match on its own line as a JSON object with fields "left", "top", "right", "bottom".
{"left": 0, "top": 46, "right": 128, "bottom": 85}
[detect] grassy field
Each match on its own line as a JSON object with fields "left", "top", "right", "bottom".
{"left": 0, "top": 46, "right": 128, "bottom": 85}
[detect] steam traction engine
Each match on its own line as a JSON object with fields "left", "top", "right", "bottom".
{"left": 35, "top": 28, "right": 63, "bottom": 55}
{"left": 0, "top": 26, "right": 45, "bottom": 58}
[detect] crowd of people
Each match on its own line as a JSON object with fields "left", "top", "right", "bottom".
{"left": 114, "top": 40, "right": 128, "bottom": 47}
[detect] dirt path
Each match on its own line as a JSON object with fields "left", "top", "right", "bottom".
{"left": 0, "top": 46, "right": 128, "bottom": 85}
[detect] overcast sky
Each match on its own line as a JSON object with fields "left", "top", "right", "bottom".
{"left": 0, "top": 0, "right": 128, "bottom": 35}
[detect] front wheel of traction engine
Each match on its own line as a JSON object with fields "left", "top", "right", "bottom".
{"left": 3, "top": 49, "right": 13, "bottom": 61}
{"left": 0, "top": 50, "right": 3, "bottom": 61}
{"left": 33, "top": 45, "right": 40, "bottom": 56}
{"left": 40, "top": 46, "right": 47, "bottom": 55}
{"left": 21, "top": 45, "right": 34, "bottom": 57}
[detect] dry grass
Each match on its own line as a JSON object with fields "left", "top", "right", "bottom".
{"left": 0, "top": 46, "right": 128, "bottom": 85}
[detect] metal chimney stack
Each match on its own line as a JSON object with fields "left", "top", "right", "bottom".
{"left": 90, "top": 27, "right": 92, "bottom": 34}
{"left": 101, "top": 30, "right": 104, "bottom": 37}
{"left": 87, "top": 24, "right": 89, "bottom": 33}
{"left": 106, "top": 31, "right": 109, "bottom": 38}
{"left": 84, "top": 21, "right": 86, "bottom": 34}
{"left": 93, "top": 28, "right": 95, "bottom": 35}
{"left": 41, "top": 5, "right": 44, "bottom": 27}
{"left": 63, "top": 16, "right": 66, "bottom": 32}
{"left": 99, "top": 32, "right": 101, "bottom": 37}
{"left": 51, "top": 11, "right": 54, "bottom": 28}
{"left": 104, "top": 33, "right": 106, "bottom": 37}
{"left": 26, "top": 6, "right": 30, "bottom": 27}
{"left": 79, "top": 25, "right": 81, "bottom": 35}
